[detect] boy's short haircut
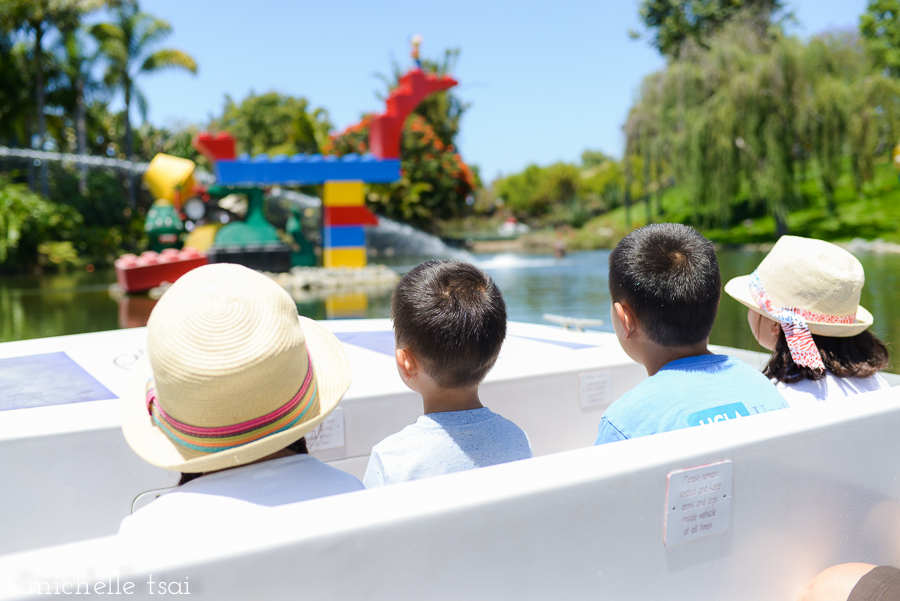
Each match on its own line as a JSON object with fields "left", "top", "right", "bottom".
{"left": 609, "top": 223, "right": 721, "bottom": 347}
{"left": 392, "top": 260, "right": 507, "bottom": 389}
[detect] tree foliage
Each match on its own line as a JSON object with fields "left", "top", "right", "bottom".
{"left": 492, "top": 153, "right": 625, "bottom": 228}
{"left": 0, "top": 176, "right": 82, "bottom": 270}
{"left": 90, "top": 0, "right": 197, "bottom": 161}
{"left": 635, "top": 0, "right": 784, "bottom": 57}
{"left": 624, "top": 17, "right": 900, "bottom": 236}
{"left": 860, "top": 0, "right": 900, "bottom": 77}
{"left": 214, "top": 91, "right": 332, "bottom": 157}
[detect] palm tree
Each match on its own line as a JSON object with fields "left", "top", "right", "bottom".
{"left": 90, "top": 0, "right": 197, "bottom": 204}
{"left": 7, "top": 0, "right": 103, "bottom": 196}
{"left": 55, "top": 28, "right": 104, "bottom": 195}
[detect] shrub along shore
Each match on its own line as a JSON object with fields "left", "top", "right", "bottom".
{"left": 473, "top": 158, "right": 900, "bottom": 254}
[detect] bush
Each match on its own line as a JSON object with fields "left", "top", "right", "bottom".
{"left": 0, "top": 178, "right": 84, "bottom": 272}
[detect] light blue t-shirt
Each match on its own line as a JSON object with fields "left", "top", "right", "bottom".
{"left": 363, "top": 407, "right": 533, "bottom": 487}
{"left": 595, "top": 354, "right": 788, "bottom": 445}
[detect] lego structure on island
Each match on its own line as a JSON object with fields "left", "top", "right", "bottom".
{"left": 116, "top": 47, "right": 457, "bottom": 294}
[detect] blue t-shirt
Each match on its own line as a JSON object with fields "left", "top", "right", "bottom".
{"left": 363, "top": 407, "right": 533, "bottom": 487}
{"left": 595, "top": 354, "right": 788, "bottom": 445}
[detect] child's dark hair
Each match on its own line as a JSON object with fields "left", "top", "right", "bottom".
{"left": 392, "top": 260, "right": 507, "bottom": 389}
{"left": 177, "top": 437, "right": 308, "bottom": 486}
{"left": 764, "top": 330, "right": 890, "bottom": 383}
{"left": 608, "top": 223, "right": 721, "bottom": 347}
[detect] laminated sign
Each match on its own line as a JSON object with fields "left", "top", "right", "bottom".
{"left": 664, "top": 460, "right": 733, "bottom": 546}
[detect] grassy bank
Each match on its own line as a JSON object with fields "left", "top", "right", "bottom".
{"left": 514, "top": 157, "right": 900, "bottom": 252}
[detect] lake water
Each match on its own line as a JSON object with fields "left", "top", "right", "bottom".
{"left": 2, "top": 250, "right": 899, "bottom": 360}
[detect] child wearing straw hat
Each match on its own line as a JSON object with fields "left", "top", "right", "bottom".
{"left": 118, "top": 264, "right": 363, "bottom": 535}
{"left": 595, "top": 224, "right": 788, "bottom": 445}
{"left": 362, "top": 260, "right": 532, "bottom": 487}
{"left": 724, "top": 236, "right": 891, "bottom": 406}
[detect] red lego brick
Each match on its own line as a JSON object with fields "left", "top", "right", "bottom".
{"left": 193, "top": 132, "right": 236, "bottom": 164}
{"left": 324, "top": 206, "right": 379, "bottom": 227}
{"left": 114, "top": 248, "right": 209, "bottom": 293}
{"left": 368, "top": 69, "right": 457, "bottom": 159}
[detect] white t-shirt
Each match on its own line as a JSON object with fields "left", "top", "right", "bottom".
{"left": 119, "top": 454, "right": 363, "bottom": 538}
{"left": 775, "top": 372, "right": 891, "bottom": 407}
{"left": 363, "top": 407, "right": 533, "bottom": 488}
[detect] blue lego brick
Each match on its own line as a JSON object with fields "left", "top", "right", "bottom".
{"left": 325, "top": 226, "right": 366, "bottom": 248}
{"left": 215, "top": 153, "right": 401, "bottom": 185}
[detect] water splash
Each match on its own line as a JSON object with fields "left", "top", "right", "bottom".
{"left": 477, "top": 253, "right": 564, "bottom": 270}
{"left": 366, "top": 217, "right": 474, "bottom": 265}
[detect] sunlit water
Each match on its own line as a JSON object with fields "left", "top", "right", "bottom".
{"left": 2, "top": 250, "right": 899, "bottom": 362}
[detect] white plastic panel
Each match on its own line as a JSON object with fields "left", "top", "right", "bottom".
{"left": 1, "top": 388, "right": 898, "bottom": 600}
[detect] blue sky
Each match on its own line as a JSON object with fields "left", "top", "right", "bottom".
{"left": 127, "top": 0, "right": 868, "bottom": 182}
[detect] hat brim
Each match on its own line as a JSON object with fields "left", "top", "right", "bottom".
{"left": 724, "top": 275, "right": 873, "bottom": 338}
{"left": 121, "top": 316, "right": 351, "bottom": 473}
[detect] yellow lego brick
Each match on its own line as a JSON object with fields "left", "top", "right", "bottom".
{"left": 323, "top": 181, "right": 365, "bottom": 207}
{"left": 143, "top": 153, "right": 196, "bottom": 208}
{"left": 326, "top": 292, "right": 369, "bottom": 318}
{"left": 324, "top": 247, "right": 367, "bottom": 268}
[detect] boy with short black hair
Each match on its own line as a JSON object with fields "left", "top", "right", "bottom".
{"left": 363, "top": 260, "right": 532, "bottom": 487}
{"left": 596, "top": 223, "right": 787, "bottom": 445}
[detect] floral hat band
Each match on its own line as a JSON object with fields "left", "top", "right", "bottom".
{"left": 724, "top": 236, "right": 873, "bottom": 345}
{"left": 747, "top": 271, "right": 853, "bottom": 371}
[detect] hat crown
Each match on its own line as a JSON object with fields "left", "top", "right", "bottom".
{"left": 755, "top": 236, "right": 864, "bottom": 318}
{"left": 147, "top": 264, "right": 308, "bottom": 428}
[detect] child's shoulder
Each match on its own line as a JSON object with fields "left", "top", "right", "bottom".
{"left": 427, "top": 407, "right": 525, "bottom": 434}
{"left": 616, "top": 354, "right": 778, "bottom": 405}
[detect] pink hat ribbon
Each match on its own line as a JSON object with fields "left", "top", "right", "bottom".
{"left": 144, "top": 353, "right": 318, "bottom": 453}
{"left": 748, "top": 271, "right": 828, "bottom": 371}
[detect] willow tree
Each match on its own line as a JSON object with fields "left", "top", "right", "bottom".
{"left": 624, "top": 16, "right": 900, "bottom": 237}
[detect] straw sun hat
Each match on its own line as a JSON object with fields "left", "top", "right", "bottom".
{"left": 122, "top": 263, "right": 351, "bottom": 473}
{"left": 724, "top": 235, "right": 873, "bottom": 338}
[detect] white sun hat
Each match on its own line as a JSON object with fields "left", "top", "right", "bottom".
{"left": 724, "top": 235, "right": 873, "bottom": 338}
{"left": 121, "top": 263, "right": 351, "bottom": 473}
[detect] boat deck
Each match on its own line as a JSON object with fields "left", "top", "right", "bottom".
{"left": 2, "top": 322, "right": 899, "bottom": 600}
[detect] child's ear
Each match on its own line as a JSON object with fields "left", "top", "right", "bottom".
{"left": 614, "top": 302, "right": 638, "bottom": 339}
{"left": 395, "top": 347, "right": 419, "bottom": 381}
{"left": 768, "top": 317, "right": 781, "bottom": 338}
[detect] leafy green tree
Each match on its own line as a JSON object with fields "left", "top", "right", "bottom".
{"left": 0, "top": 24, "right": 33, "bottom": 148}
{"left": 634, "top": 0, "right": 784, "bottom": 57}
{"left": 623, "top": 19, "right": 900, "bottom": 237}
{"left": 213, "top": 91, "right": 332, "bottom": 156}
{"left": 4, "top": 0, "right": 103, "bottom": 195}
{"left": 495, "top": 163, "right": 582, "bottom": 216}
{"left": 0, "top": 177, "right": 83, "bottom": 271}
{"left": 860, "top": 0, "right": 900, "bottom": 77}
{"left": 581, "top": 153, "right": 626, "bottom": 211}
{"left": 90, "top": 0, "right": 197, "bottom": 202}
{"left": 55, "top": 27, "right": 104, "bottom": 194}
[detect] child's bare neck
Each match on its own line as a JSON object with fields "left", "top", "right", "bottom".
{"left": 641, "top": 341, "right": 713, "bottom": 377}
{"left": 422, "top": 386, "right": 484, "bottom": 415}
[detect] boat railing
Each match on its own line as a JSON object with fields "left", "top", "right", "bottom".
{"left": 1, "top": 387, "right": 899, "bottom": 600}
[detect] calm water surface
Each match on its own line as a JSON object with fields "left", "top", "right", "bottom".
{"left": 2, "top": 250, "right": 899, "bottom": 360}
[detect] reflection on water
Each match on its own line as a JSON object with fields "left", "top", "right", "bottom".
{"left": 477, "top": 251, "right": 613, "bottom": 331}
{"left": 0, "top": 270, "right": 120, "bottom": 342}
{"left": 2, "top": 250, "right": 899, "bottom": 365}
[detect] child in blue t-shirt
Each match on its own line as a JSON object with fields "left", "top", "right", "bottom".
{"left": 363, "top": 260, "right": 532, "bottom": 487}
{"left": 595, "top": 224, "right": 788, "bottom": 445}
